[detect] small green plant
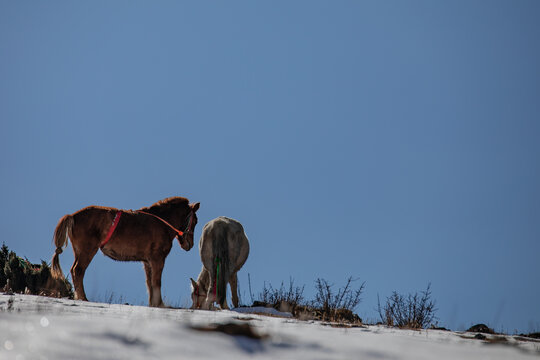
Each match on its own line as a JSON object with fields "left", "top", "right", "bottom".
{"left": 377, "top": 283, "right": 437, "bottom": 329}
{"left": 0, "top": 243, "right": 9, "bottom": 288}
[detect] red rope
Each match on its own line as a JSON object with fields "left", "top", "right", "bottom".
{"left": 100, "top": 211, "right": 122, "bottom": 248}
{"left": 136, "top": 210, "right": 185, "bottom": 237}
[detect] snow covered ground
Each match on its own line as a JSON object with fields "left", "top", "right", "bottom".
{"left": 1, "top": 294, "right": 538, "bottom": 360}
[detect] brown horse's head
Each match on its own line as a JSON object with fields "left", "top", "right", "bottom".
{"left": 178, "top": 202, "right": 200, "bottom": 251}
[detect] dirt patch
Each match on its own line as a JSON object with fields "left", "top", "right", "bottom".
{"left": 190, "top": 322, "right": 267, "bottom": 340}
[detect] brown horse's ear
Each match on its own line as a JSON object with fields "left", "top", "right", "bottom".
{"left": 190, "top": 278, "right": 197, "bottom": 291}
{"left": 190, "top": 202, "right": 200, "bottom": 212}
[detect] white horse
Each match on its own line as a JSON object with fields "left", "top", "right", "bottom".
{"left": 190, "top": 217, "right": 249, "bottom": 309}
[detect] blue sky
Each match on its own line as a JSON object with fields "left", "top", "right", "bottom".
{"left": 1, "top": 1, "right": 539, "bottom": 333}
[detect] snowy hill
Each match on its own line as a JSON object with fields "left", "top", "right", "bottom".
{"left": 1, "top": 294, "right": 538, "bottom": 360}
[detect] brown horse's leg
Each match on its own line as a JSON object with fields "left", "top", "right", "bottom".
{"left": 149, "top": 259, "right": 165, "bottom": 307}
{"left": 230, "top": 272, "right": 239, "bottom": 308}
{"left": 70, "top": 245, "right": 98, "bottom": 301}
{"left": 143, "top": 261, "right": 153, "bottom": 306}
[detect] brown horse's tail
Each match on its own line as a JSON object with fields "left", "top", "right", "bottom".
{"left": 51, "top": 214, "right": 74, "bottom": 280}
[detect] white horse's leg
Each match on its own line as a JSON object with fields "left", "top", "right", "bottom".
{"left": 230, "top": 272, "right": 239, "bottom": 308}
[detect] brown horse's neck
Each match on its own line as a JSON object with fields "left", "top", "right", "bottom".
{"left": 141, "top": 204, "right": 190, "bottom": 230}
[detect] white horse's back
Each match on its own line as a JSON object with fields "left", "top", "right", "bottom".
{"left": 194, "top": 216, "right": 249, "bottom": 309}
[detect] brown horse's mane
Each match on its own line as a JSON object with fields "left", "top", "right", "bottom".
{"left": 139, "top": 196, "right": 189, "bottom": 213}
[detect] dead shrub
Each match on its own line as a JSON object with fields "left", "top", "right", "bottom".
{"left": 377, "top": 283, "right": 436, "bottom": 329}
{"left": 249, "top": 275, "right": 364, "bottom": 324}
{"left": 253, "top": 277, "right": 305, "bottom": 313}
{"left": 312, "top": 277, "right": 365, "bottom": 322}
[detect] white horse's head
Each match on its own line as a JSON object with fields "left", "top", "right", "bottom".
{"left": 190, "top": 277, "right": 212, "bottom": 309}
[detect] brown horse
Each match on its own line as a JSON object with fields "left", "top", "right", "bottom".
{"left": 50, "top": 197, "right": 200, "bottom": 307}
